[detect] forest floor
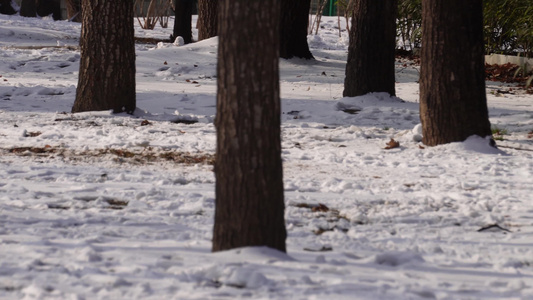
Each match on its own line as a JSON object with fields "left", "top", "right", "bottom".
{"left": 1, "top": 14, "right": 533, "bottom": 300}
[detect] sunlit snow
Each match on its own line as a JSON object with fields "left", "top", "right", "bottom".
{"left": 0, "top": 14, "right": 533, "bottom": 300}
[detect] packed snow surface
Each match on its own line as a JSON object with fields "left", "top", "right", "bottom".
{"left": 1, "top": 14, "right": 533, "bottom": 300}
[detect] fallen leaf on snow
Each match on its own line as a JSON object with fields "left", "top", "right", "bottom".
{"left": 385, "top": 139, "right": 400, "bottom": 149}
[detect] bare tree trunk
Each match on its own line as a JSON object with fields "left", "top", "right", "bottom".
{"left": 72, "top": 0, "right": 136, "bottom": 114}
{"left": 343, "top": 0, "right": 398, "bottom": 97}
{"left": 197, "top": 0, "right": 217, "bottom": 40}
{"left": 65, "top": 0, "right": 81, "bottom": 22}
{"left": 213, "top": 0, "right": 286, "bottom": 253}
{"left": 36, "top": 0, "right": 61, "bottom": 20}
{"left": 0, "top": 0, "right": 17, "bottom": 15}
{"left": 419, "top": 0, "right": 492, "bottom": 146}
{"left": 20, "top": 0, "right": 37, "bottom": 17}
{"left": 280, "top": 0, "right": 313, "bottom": 59}
{"left": 172, "top": 0, "right": 193, "bottom": 44}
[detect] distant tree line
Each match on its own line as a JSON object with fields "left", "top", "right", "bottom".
{"left": 397, "top": 0, "right": 533, "bottom": 56}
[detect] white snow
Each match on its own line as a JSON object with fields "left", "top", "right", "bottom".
{"left": 1, "top": 14, "right": 533, "bottom": 300}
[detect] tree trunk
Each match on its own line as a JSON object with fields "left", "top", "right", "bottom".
{"left": 197, "top": 0, "right": 217, "bottom": 40}
{"left": 343, "top": 0, "right": 398, "bottom": 97}
{"left": 0, "top": 0, "right": 17, "bottom": 15}
{"left": 65, "top": 0, "right": 81, "bottom": 22}
{"left": 36, "top": 0, "right": 61, "bottom": 20}
{"left": 280, "top": 0, "right": 313, "bottom": 59}
{"left": 213, "top": 0, "right": 286, "bottom": 253}
{"left": 172, "top": 0, "right": 193, "bottom": 44}
{"left": 72, "top": 0, "right": 136, "bottom": 114}
{"left": 20, "top": 0, "right": 36, "bottom": 17}
{"left": 419, "top": 0, "right": 492, "bottom": 146}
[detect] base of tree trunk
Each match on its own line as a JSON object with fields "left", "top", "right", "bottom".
{"left": 0, "top": 0, "right": 17, "bottom": 15}
{"left": 419, "top": 0, "right": 492, "bottom": 146}
{"left": 343, "top": 0, "right": 398, "bottom": 97}
{"left": 280, "top": 0, "right": 314, "bottom": 60}
{"left": 72, "top": 0, "right": 136, "bottom": 114}
{"left": 172, "top": 0, "right": 193, "bottom": 44}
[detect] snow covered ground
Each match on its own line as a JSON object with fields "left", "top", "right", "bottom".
{"left": 1, "top": 14, "right": 533, "bottom": 300}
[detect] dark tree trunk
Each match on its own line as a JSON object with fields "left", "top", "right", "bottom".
{"left": 197, "top": 0, "right": 217, "bottom": 40}
{"left": 419, "top": 0, "right": 492, "bottom": 146}
{"left": 36, "top": 0, "right": 61, "bottom": 20}
{"left": 172, "top": 0, "right": 193, "bottom": 44}
{"left": 65, "top": 0, "right": 81, "bottom": 22}
{"left": 0, "top": 0, "right": 17, "bottom": 15}
{"left": 343, "top": 0, "right": 398, "bottom": 97}
{"left": 72, "top": 0, "right": 136, "bottom": 114}
{"left": 20, "top": 0, "right": 36, "bottom": 18}
{"left": 213, "top": 0, "right": 286, "bottom": 252}
{"left": 280, "top": 0, "right": 313, "bottom": 59}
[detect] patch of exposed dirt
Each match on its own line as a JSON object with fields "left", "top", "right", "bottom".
{"left": 134, "top": 36, "right": 171, "bottom": 44}
{"left": 2, "top": 146, "right": 215, "bottom": 166}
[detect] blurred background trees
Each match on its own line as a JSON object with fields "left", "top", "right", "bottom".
{"left": 395, "top": 0, "right": 533, "bottom": 56}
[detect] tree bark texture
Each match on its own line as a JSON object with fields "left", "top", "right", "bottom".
{"left": 72, "top": 0, "right": 136, "bottom": 114}
{"left": 20, "top": 0, "right": 36, "bottom": 17}
{"left": 65, "top": 0, "right": 81, "bottom": 22}
{"left": 197, "top": 0, "right": 217, "bottom": 40}
{"left": 280, "top": 0, "right": 313, "bottom": 59}
{"left": 419, "top": 0, "right": 492, "bottom": 146}
{"left": 172, "top": 0, "right": 193, "bottom": 44}
{"left": 213, "top": 0, "right": 287, "bottom": 253}
{"left": 0, "top": 0, "right": 17, "bottom": 15}
{"left": 343, "top": 0, "right": 398, "bottom": 97}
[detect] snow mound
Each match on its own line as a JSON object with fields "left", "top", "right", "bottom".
{"left": 336, "top": 92, "right": 405, "bottom": 111}
{"left": 440, "top": 135, "right": 506, "bottom": 155}
{"left": 411, "top": 123, "right": 423, "bottom": 142}
{"left": 173, "top": 36, "right": 185, "bottom": 46}
{"left": 189, "top": 36, "right": 218, "bottom": 49}
{"left": 224, "top": 267, "right": 270, "bottom": 289}
{"left": 213, "top": 246, "right": 295, "bottom": 263}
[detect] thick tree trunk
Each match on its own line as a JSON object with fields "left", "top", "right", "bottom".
{"left": 343, "top": 0, "right": 398, "bottom": 97}
{"left": 213, "top": 0, "right": 286, "bottom": 252}
{"left": 20, "top": 0, "right": 36, "bottom": 17}
{"left": 0, "top": 0, "right": 17, "bottom": 15}
{"left": 72, "top": 0, "right": 136, "bottom": 114}
{"left": 65, "top": 0, "right": 81, "bottom": 22}
{"left": 172, "top": 0, "right": 193, "bottom": 44}
{"left": 280, "top": 0, "right": 313, "bottom": 59}
{"left": 419, "top": 0, "right": 492, "bottom": 146}
{"left": 197, "top": 0, "right": 217, "bottom": 40}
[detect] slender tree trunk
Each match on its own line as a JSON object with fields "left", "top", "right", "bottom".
{"left": 20, "top": 0, "right": 36, "bottom": 17}
{"left": 197, "top": 0, "right": 217, "bottom": 40}
{"left": 65, "top": 0, "right": 81, "bottom": 22}
{"left": 172, "top": 0, "right": 193, "bottom": 44}
{"left": 280, "top": 0, "right": 313, "bottom": 59}
{"left": 72, "top": 0, "right": 136, "bottom": 114}
{"left": 343, "top": 0, "right": 398, "bottom": 97}
{"left": 419, "top": 0, "right": 492, "bottom": 146}
{"left": 0, "top": 0, "right": 17, "bottom": 15}
{"left": 213, "top": 0, "right": 286, "bottom": 253}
